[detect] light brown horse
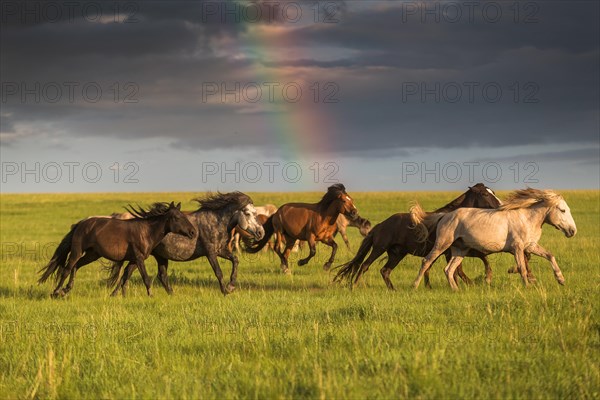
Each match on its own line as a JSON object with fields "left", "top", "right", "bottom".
{"left": 245, "top": 184, "right": 358, "bottom": 273}
{"left": 335, "top": 214, "right": 372, "bottom": 250}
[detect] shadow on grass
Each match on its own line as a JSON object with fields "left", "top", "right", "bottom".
{"left": 112, "top": 273, "right": 329, "bottom": 293}
{"left": 0, "top": 285, "right": 50, "bottom": 300}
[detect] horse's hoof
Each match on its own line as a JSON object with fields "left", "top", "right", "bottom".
{"left": 281, "top": 268, "right": 291, "bottom": 275}
{"left": 557, "top": 278, "right": 565, "bottom": 286}
{"left": 323, "top": 262, "right": 332, "bottom": 271}
{"left": 226, "top": 283, "right": 236, "bottom": 293}
{"left": 298, "top": 259, "right": 307, "bottom": 266}
{"left": 507, "top": 267, "right": 518, "bottom": 274}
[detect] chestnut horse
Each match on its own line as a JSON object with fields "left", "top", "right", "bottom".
{"left": 334, "top": 183, "right": 502, "bottom": 289}
{"left": 246, "top": 184, "right": 358, "bottom": 273}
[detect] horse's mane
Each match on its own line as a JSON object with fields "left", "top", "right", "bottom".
{"left": 125, "top": 202, "right": 172, "bottom": 219}
{"left": 435, "top": 192, "right": 467, "bottom": 213}
{"left": 499, "top": 188, "right": 563, "bottom": 211}
{"left": 317, "top": 183, "right": 347, "bottom": 210}
{"left": 192, "top": 191, "right": 252, "bottom": 211}
{"left": 435, "top": 183, "right": 490, "bottom": 212}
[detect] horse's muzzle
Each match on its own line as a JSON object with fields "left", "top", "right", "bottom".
{"left": 565, "top": 227, "right": 576, "bottom": 238}
{"left": 253, "top": 226, "right": 265, "bottom": 241}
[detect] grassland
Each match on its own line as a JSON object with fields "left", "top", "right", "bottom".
{"left": 0, "top": 190, "right": 598, "bottom": 399}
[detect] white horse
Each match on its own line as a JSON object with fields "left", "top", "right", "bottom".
{"left": 229, "top": 204, "right": 278, "bottom": 253}
{"left": 411, "top": 188, "right": 577, "bottom": 290}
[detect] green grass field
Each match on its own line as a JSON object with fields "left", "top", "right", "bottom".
{"left": 1, "top": 191, "right": 599, "bottom": 399}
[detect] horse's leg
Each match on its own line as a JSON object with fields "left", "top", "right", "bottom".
{"left": 526, "top": 243, "right": 565, "bottom": 285}
{"left": 508, "top": 253, "right": 536, "bottom": 281}
{"left": 155, "top": 255, "right": 173, "bottom": 295}
{"left": 298, "top": 237, "right": 316, "bottom": 266}
{"left": 413, "top": 240, "right": 451, "bottom": 289}
{"left": 446, "top": 252, "right": 473, "bottom": 286}
{"left": 340, "top": 228, "right": 351, "bottom": 251}
{"left": 52, "top": 249, "right": 83, "bottom": 297}
{"left": 513, "top": 249, "right": 529, "bottom": 287}
{"left": 524, "top": 253, "right": 536, "bottom": 283}
{"left": 322, "top": 237, "right": 338, "bottom": 271}
{"left": 111, "top": 262, "right": 136, "bottom": 297}
{"left": 481, "top": 255, "right": 493, "bottom": 285}
{"left": 276, "top": 235, "right": 295, "bottom": 274}
{"left": 444, "top": 254, "right": 465, "bottom": 291}
{"left": 63, "top": 251, "right": 100, "bottom": 294}
{"left": 206, "top": 253, "right": 230, "bottom": 295}
{"left": 219, "top": 249, "right": 239, "bottom": 293}
{"left": 353, "top": 246, "right": 386, "bottom": 286}
{"left": 134, "top": 256, "right": 154, "bottom": 297}
{"left": 233, "top": 232, "right": 240, "bottom": 253}
{"left": 275, "top": 232, "right": 285, "bottom": 253}
{"left": 379, "top": 249, "right": 406, "bottom": 291}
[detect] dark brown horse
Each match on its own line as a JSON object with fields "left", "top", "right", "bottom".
{"left": 334, "top": 184, "right": 502, "bottom": 289}
{"left": 38, "top": 202, "right": 196, "bottom": 297}
{"left": 246, "top": 184, "right": 358, "bottom": 273}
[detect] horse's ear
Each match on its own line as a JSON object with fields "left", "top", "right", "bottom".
{"left": 169, "top": 201, "right": 175, "bottom": 207}
{"left": 176, "top": 202, "right": 181, "bottom": 210}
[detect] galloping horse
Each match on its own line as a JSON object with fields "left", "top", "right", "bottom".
{"left": 246, "top": 184, "right": 358, "bottom": 273}
{"left": 334, "top": 183, "right": 502, "bottom": 289}
{"left": 39, "top": 202, "right": 196, "bottom": 297}
{"left": 107, "top": 192, "right": 264, "bottom": 296}
{"left": 411, "top": 188, "right": 576, "bottom": 290}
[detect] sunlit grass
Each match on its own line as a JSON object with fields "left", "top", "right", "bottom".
{"left": 0, "top": 191, "right": 598, "bottom": 399}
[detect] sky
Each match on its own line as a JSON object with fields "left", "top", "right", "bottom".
{"left": 1, "top": 0, "right": 599, "bottom": 193}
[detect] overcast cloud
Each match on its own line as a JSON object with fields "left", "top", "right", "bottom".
{"left": 1, "top": 1, "right": 598, "bottom": 192}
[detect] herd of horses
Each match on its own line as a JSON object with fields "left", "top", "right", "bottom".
{"left": 38, "top": 183, "right": 577, "bottom": 297}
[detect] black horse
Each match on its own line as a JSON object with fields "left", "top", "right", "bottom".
{"left": 334, "top": 183, "right": 504, "bottom": 289}
{"left": 39, "top": 202, "right": 196, "bottom": 297}
{"left": 107, "top": 192, "right": 265, "bottom": 296}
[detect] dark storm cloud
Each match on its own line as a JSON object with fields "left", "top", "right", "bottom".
{"left": 473, "top": 148, "right": 600, "bottom": 166}
{"left": 1, "top": 0, "right": 598, "bottom": 157}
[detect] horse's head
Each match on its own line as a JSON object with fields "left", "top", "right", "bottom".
{"left": 464, "top": 183, "right": 502, "bottom": 209}
{"left": 350, "top": 216, "right": 372, "bottom": 236}
{"left": 358, "top": 219, "right": 372, "bottom": 236}
{"left": 546, "top": 197, "right": 577, "bottom": 238}
{"left": 229, "top": 203, "right": 265, "bottom": 241}
{"left": 338, "top": 191, "right": 358, "bottom": 220}
{"left": 165, "top": 202, "right": 196, "bottom": 239}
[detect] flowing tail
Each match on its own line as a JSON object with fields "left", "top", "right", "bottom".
{"left": 38, "top": 224, "right": 77, "bottom": 284}
{"left": 244, "top": 215, "right": 275, "bottom": 253}
{"left": 105, "top": 261, "right": 125, "bottom": 288}
{"left": 333, "top": 233, "right": 374, "bottom": 284}
{"left": 409, "top": 202, "right": 446, "bottom": 245}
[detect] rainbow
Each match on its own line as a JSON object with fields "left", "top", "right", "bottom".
{"left": 242, "top": 22, "right": 337, "bottom": 164}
